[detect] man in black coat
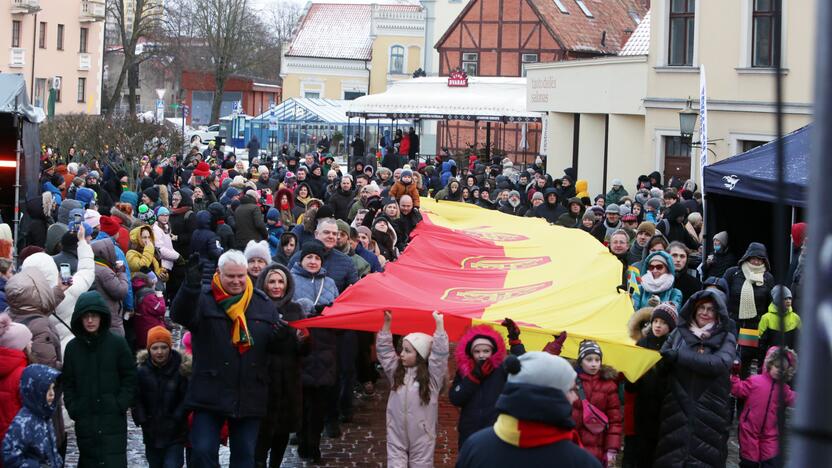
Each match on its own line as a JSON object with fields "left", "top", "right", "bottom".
{"left": 327, "top": 176, "right": 355, "bottom": 221}
{"left": 171, "top": 250, "right": 280, "bottom": 467}
{"left": 531, "top": 188, "right": 566, "bottom": 224}
{"left": 457, "top": 352, "right": 601, "bottom": 467}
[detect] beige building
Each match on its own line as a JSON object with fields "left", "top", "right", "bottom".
{"left": 1, "top": 0, "right": 105, "bottom": 114}
{"left": 526, "top": 0, "right": 814, "bottom": 195}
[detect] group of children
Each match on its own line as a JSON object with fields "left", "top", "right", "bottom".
{"left": 376, "top": 290, "right": 798, "bottom": 468}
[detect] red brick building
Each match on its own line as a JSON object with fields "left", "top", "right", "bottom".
{"left": 181, "top": 71, "right": 282, "bottom": 126}
{"left": 434, "top": 0, "right": 648, "bottom": 164}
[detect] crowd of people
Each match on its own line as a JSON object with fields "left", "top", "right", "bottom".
{"left": 0, "top": 141, "right": 804, "bottom": 468}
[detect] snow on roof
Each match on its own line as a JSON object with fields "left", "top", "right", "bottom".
{"left": 252, "top": 98, "right": 402, "bottom": 125}
{"left": 346, "top": 77, "right": 543, "bottom": 122}
{"left": 286, "top": 2, "right": 422, "bottom": 61}
{"left": 619, "top": 10, "right": 650, "bottom": 56}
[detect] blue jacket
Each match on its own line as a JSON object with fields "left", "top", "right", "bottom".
{"left": 289, "top": 247, "right": 358, "bottom": 293}
{"left": 290, "top": 224, "right": 317, "bottom": 250}
{"left": 632, "top": 251, "right": 683, "bottom": 310}
{"left": 0, "top": 276, "right": 8, "bottom": 312}
{"left": 42, "top": 182, "right": 63, "bottom": 207}
{"left": 355, "top": 243, "right": 382, "bottom": 273}
{"left": 189, "top": 211, "right": 223, "bottom": 284}
{"left": 96, "top": 231, "right": 134, "bottom": 311}
{"left": 290, "top": 264, "right": 339, "bottom": 311}
{"left": 2, "top": 364, "right": 63, "bottom": 468}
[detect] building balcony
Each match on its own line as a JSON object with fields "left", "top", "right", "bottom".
{"left": 79, "top": 53, "right": 91, "bottom": 71}
{"left": 10, "top": 0, "right": 40, "bottom": 15}
{"left": 80, "top": 0, "right": 105, "bottom": 22}
{"left": 9, "top": 48, "right": 25, "bottom": 68}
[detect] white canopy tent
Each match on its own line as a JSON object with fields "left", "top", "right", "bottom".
{"left": 346, "top": 77, "right": 542, "bottom": 123}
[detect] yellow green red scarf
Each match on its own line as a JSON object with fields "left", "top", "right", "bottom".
{"left": 493, "top": 414, "right": 580, "bottom": 448}
{"left": 211, "top": 272, "right": 254, "bottom": 354}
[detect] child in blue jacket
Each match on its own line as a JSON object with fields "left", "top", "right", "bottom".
{"left": 2, "top": 364, "right": 63, "bottom": 467}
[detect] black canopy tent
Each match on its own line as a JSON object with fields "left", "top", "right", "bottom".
{"left": 0, "top": 74, "right": 44, "bottom": 245}
{"left": 703, "top": 124, "right": 809, "bottom": 272}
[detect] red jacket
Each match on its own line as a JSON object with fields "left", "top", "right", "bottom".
{"left": 571, "top": 367, "right": 623, "bottom": 465}
{"left": 0, "top": 346, "right": 27, "bottom": 445}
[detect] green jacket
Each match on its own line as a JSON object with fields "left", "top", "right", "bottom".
{"left": 757, "top": 303, "right": 801, "bottom": 358}
{"left": 63, "top": 291, "right": 137, "bottom": 467}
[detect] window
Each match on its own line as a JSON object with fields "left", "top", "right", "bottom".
{"left": 79, "top": 27, "right": 88, "bottom": 53}
{"left": 39, "top": 22, "right": 46, "bottom": 49}
{"left": 665, "top": 136, "right": 692, "bottom": 157}
{"left": 389, "top": 45, "right": 405, "bottom": 74}
{"left": 34, "top": 78, "right": 46, "bottom": 108}
{"left": 663, "top": 136, "right": 692, "bottom": 181}
{"left": 462, "top": 52, "right": 478, "bottom": 76}
{"left": 344, "top": 91, "right": 366, "bottom": 100}
{"left": 668, "top": 0, "right": 695, "bottom": 66}
{"left": 55, "top": 76, "right": 62, "bottom": 102}
{"left": 522, "top": 53, "right": 539, "bottom": 63}
{"left": 553, "top": 0, "right": 568, "bottom": 13}
{"left": 12, "top": 21, "right": 21, "bottom": 48}
{"left": 77, "top": 78, "right": 86, "bottom": 103}
{"left": 752, "top": 0, "right": 776, "bottom": 68}
{"left": 57, "top": 24, "right": 64, "bottom": 50}
{"left": 741, "top": 139, "right": 767, "bottom": 152}
{"left": 574, "top": 0, "right": 593, "bottom": 18}
{"left": 304, "top": 91, "right": 320, "bottom": 99}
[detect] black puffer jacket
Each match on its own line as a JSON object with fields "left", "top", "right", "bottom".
{"left": 327, "top": 187, "right": 354, "bottom": 221}
{"left": 532, "top": 188, "right": 566, "bottom": 223}
{"left": 132, "top": 349, "right": 190, "bottom": 448}
{"left": 233, "top": 195, "right": 268, "bottom": 250}
{"left": 722, "top": 242, "right": 775, "bottom": 327}
{"left": 654, "top": 290, "right": 737, "bottom": 468}
{"left": 630, "top": 332, "right": 670, "bottom": 468}
{"left": 170, "top": 282, "right": 280, "bottom": 418}
{"left": 189, "top": 210, "right": 223, "bottom": 285}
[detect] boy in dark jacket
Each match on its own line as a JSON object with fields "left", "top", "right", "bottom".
{"left": 1, "top": 364, "right": 63, "bottom": 468}
{"left": 133, "top": 326, "right": 190, "bottom": 468}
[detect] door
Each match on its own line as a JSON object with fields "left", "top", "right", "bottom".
{"left": 663, "top": 136, "right": 691, "bottom": 182}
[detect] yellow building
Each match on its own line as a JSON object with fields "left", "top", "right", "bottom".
{"left": 525, "top": 1, "right": 815, "bottom": 194}
{"left": 281, "top": 0, "right": 426, "bottom": 100}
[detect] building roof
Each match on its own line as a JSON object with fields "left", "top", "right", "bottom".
{"left": 619, "top": 10, "right": 650, "bottom": 56}
{"left": 527, "top": 0, "right": 647, "bottom": 55}
{"left": 286, "top": 1, "right": 422, "bottom": 61}
{"left": 252, "top": 97, "right": 401, "bottom": 125}
{"left": 346, "top": 77, "right": 542, "bottom": 122}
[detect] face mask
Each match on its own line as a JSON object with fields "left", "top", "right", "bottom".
{"left": 714, "top": 245, "right": 722, "bottom": 253}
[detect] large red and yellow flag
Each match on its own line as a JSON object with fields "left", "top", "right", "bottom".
{"left": 296, "top": 198, "right": 660, "bottom": 380}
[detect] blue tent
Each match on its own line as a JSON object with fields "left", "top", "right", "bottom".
{"left": 703, "top": 124, "right": 810, "bottom": 207}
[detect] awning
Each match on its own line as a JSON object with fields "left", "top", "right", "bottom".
{"left": 703, "top": 124, "right": 810, "bottom": 207}
{"left": 252, "top": 97, "right": 401, "bottom": 125}
{"left": 0, "top": 74, "right": 45, "bottom": 123}
{"left": 346, "top": 77, "right": 543, "bottom": 122}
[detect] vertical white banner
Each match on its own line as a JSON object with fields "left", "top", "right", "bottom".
{"left": 699, "top": 64, "right": 708, "bottom": 187}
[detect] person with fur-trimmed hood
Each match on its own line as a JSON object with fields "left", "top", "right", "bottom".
{"left": 730, "top": 346, "right": 797, "bottom": 467}
{"left": 132, "top": 326, "right": 190, "bottom": 468}
{"left": 449, "top": 319, "right": 526, "bottom": 447}
{"left": 570, "top": 340, "right": 622, "bottom": 467}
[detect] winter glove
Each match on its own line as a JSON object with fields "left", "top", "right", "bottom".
{"left": 660, "top": 349, "right": 678, "bottom": 364}
{"left": 185, "top": 253, "right": 202, "bottom": 289}
{"left": 647, "top": 295, "right": 661, "bottom": 307}
{"left": 731, "top": 360, "right": 741, "bottom": 376}
{"left": 543, "top": 332, "right": 568, "bottom": 356}
{"left": 501, "top": 318, "right": 521, "bottom": 343}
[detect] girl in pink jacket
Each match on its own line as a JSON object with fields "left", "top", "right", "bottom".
{"left": 731, "top": 346, "right": 797, "bottom": 467}
{"left": 377, "top": 310, "right": 448, "bottom": 468}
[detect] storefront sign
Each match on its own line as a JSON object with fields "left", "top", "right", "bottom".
{"left": 448, "top": 70, "right": 468, "bottom": 87}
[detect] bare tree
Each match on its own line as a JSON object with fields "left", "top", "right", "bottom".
{"left": 104, "top": 0, "right": 164, "bottom": 117}
{"left": 264, "top": 0, "right": 303, "bottom": 75}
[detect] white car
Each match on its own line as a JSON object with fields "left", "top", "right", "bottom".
{"left": 187, "top": 124, "right": 220, "bottom": 145}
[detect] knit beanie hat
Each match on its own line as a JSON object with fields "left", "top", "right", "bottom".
{"left": 651, "top": 302, "right": 679, "bottom": 331}
{"left": 155, "top": 206, "right": 170, "bottom": 217}
{"left": 143, "top": 186, "right": 160, "bottom": 203}
{"left": 467, "top": 335, "right": 497, "bottom": 356}
{"left": 404, "top": 332, "right": 433, "bottom": 360}
{"left": 646, "top": 198, "right": 662, "bottom": 211}
{"left": 771, "top": 285, "right": 793, "bottom": 304}
{"left": 637, "top": 222, "right": 656, "bottom": 236}
{"left": 531, "top": 192, "right": 544, "bottom": 201}
{"left": 503, "top": 352, "right": 576, "bottom": 395}
{"left": 401, "top": 168, "right": 413, "bottom": 178}
{"left": 146, "top": 325, "right": 172, "bottom": 349}
{"left": 578, "top": 339, "right": 603, "bottom": 362}
{"left": 99, "top": 215, "right": 121, "bottom": 236}
{"left": 84, "top": 209, "right": 101, "bottom": 228}
{"left": 138, "top": 204, "right": 156, "bottom": 225}
{"left": 300, "top": 239, "right": 326, "bottom": 261}
{"left": 75, "top": 187, "right": 96, "bottom": 208}
{"left": 266, "top": 207, "right": 280, "bottom": 222}
{"left": 605, "top": 203, "right": 620, "bottom": 214}
{"left": 335, "top": 219, "right": 351, "bottom": 236}
{"left": 0, "top": 312, "right": 33, "bottom": 351}
{"left": 244, "top": 240, "right": 271, "bottom": 262}
{"left": 356, "top": 225, "right": 372, "bottom": 239}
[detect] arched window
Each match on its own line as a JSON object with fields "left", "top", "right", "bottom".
{"left": 389, "top": 45, "right": 405, "bottom": 73}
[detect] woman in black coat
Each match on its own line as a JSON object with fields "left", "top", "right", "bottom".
{"left": 722, "top": 242, "right": 774, "bottom": 377}
{"left": 254, "top": 264, "right": 308, "bottom": 468}
{"left": 653, "top": 290, "right": 737, "bottom": 468}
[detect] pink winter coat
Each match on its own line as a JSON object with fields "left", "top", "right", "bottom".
{"left": 731, "top": 368, "right": 796, "bottom": 462}
{"left": 377, "top": 329, "right": 449, "bottom": 468}
{"left": 131, "top": 274, "right": 166, "bottom": 349}
{"left": 152, "top": 222, "right": 180, "bottom": 270}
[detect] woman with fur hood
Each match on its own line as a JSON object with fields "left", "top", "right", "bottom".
{"left": 449, "top": 319, "right": 526, "bottom": 447}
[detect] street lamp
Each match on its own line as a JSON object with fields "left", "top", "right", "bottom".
{"left": 679, "top": 98, "right": 698, "bottom": 143}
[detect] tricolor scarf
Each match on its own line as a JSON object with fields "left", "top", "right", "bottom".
{"left": 94, "top": 257, "right": 111, "bottom": 269}
{"left": 493, "top": 414, "right": 580, "bottom": 448}
{"left": 211, "top": 273, "right": 254, "bottom": 354}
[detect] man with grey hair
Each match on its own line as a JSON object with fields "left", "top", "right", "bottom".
{"left": 172, "top": 250, "right": 280, "bottom": 467}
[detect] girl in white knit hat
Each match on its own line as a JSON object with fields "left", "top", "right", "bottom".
{"left": 377, "top": 310, "right": 448, "bottom": 468}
